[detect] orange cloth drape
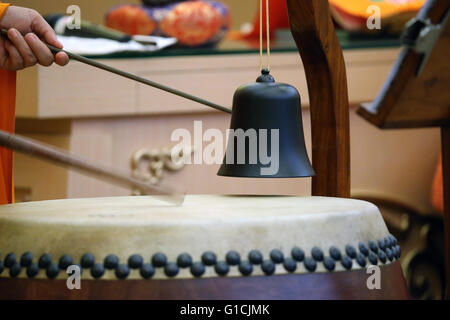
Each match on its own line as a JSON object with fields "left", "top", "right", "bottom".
{"left": 328, "top": 0, "right": 425, "bottom": 19}
{"left": 243, "top": 0, "right": 289, "bottom": 39}
{"left": 0, "top": 69, "right": 16, "bottom": 205}
{"left": 1, "top": 2, "right": 16, "bottom": 205}
{"left": 0, "top": 3, "right": 10, "bottom": 20}
{"left": 432, "top": 156, "right": 444, "bottom": 214}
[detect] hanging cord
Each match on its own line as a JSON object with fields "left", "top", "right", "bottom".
{"left": 259, "top": 0, "right": 271, "bottom": 72}
{"left": 266, "top": 0, "right": 270, "bottom": 71}
{"left": 259, "top": 0, "right": 263, "bottom": 71}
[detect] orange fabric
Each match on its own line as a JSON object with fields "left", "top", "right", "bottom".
{"left": 329, "top": 0, "right": 425, "bottom": 19}
{"left": 0, "top": 3, "right": 10, "bottom": 20}
{"left": 244, "top": 0, "right": 289, "bottom": 39}
{"left": 432, "top": 155, "right": 443, "bottom": 214}
{"left": 0, "top": 3, "right": 15, "bottom": 205}
{"left": 0, "top": 69, "right": 16, "bottom": 205}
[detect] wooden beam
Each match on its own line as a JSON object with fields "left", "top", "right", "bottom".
{"left": 286, "top": 0, "right": 350, "bottom": 197}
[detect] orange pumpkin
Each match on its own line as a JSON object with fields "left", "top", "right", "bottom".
{"left": 105, "top": 5, "right": 156, "bottom": 36}
{"left": 160, "top": 1, "right": 223, "bottom": 46}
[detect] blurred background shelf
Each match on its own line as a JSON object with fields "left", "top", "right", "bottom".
{"left": 16, "top": 43, "right": 402, "bottom": 118}
{"left": 13, "top": 41, "right": 441, "bottom": 219}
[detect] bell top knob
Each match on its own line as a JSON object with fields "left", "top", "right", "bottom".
{"left": 256, "top": 68, "right": 275, "bottom": 83}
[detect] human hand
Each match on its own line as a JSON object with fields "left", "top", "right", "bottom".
{"left": 0, "top": 6, "right": 69, "bottom": 70}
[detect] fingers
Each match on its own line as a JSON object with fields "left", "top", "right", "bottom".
{"left": 0, "top": 36, "right": 7, "bottom": 63}
{"left": 30, "top": 13, "right": 63, "bottom": 49}
{"left": 55, "top": 51, "right": 69, "bottom": 66}
{"left": 0, "top": 30, "right": 68, "bottom": 69}
{"left": 7, "top": 28, "right": 37, "bottom": 67}
{"left": 0, "top": 7, "right": 70, "bottom": 69}
{"left": 24, "top": 32, "right": 54, "bottom": 66}
{"left": 4, "top": 38, "right": 24, "bottom": 70}
{"left": 0, "top": 35, "right": 20, "bottom": 71}
{"left": 29, "top": 14, "right": 69, "bottom": 66}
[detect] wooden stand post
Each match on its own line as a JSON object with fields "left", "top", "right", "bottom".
{"left": 287, "top": 0, "right": 351, "bottom": 198}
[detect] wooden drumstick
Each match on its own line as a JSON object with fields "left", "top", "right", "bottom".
{"left": 0, "top": 130, "right": 185, "bottom": 205}
{"left": 0, "top": 29, "right": 232, "bottom": 114}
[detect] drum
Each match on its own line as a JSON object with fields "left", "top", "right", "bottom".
{"left": 0, "top": 195, "right": 408, "bottom": 299}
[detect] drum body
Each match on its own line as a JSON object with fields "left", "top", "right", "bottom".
{"left": 0, "top": 195, "right": 408, "bottom": 300}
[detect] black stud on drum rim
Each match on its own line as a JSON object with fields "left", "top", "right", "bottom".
{"left": 0, "top": 235, "right": 400, "bottom": 280}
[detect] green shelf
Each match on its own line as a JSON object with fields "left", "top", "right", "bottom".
{"left": 85, "top": 29, "right": 401, "bottom": 60}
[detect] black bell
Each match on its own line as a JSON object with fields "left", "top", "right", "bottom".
{"left": 218, "top": 69, "right": 315, "bottom": 178}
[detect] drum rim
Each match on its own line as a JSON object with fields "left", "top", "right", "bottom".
{"left": 0, "top": 195, "right": 398, "bottom": 280}
{"left": 0, "top": 234, "right": 400, "bottom": 280}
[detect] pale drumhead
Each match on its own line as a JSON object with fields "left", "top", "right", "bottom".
{"left": 0, "top": 195, "right": 399, "bottom": 280}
